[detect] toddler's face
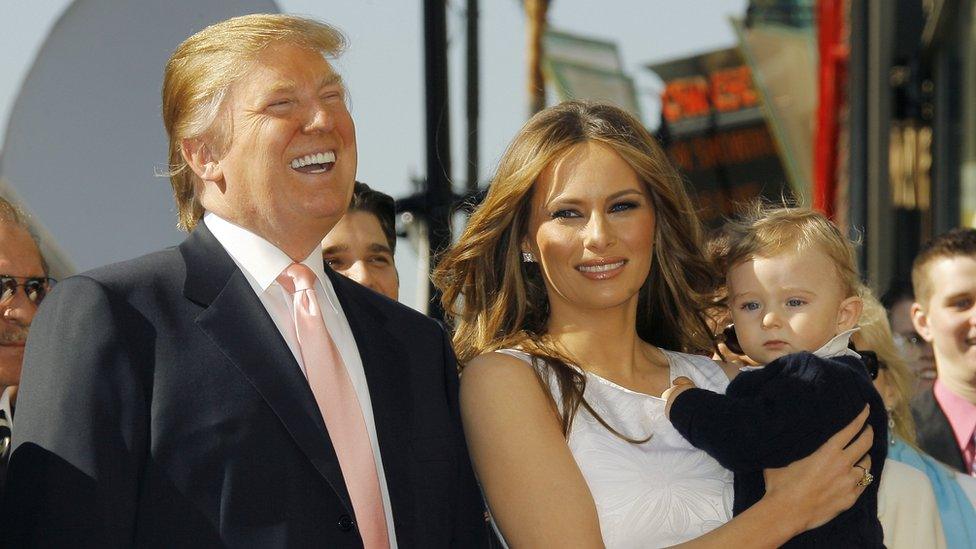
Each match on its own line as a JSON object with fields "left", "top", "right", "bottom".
{"left": 727, "top": 248, "right": 860, "bottom": 364}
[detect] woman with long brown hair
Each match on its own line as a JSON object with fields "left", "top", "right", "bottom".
{"left": 434, "top": 100, "right": 874, "bottom": 547}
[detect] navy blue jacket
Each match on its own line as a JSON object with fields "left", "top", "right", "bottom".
{"left": 670, "top": 352, "right": 887, "bottom": 548}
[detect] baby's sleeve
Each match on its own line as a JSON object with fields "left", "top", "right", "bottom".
{"left": 669, "top": 352, "right": 869, "bottom": 472}
{"left": 669, "top": 385, "right": 796, "bottom": 471}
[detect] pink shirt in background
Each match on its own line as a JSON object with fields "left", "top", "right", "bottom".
{"left": 934, "top": 380, "right": 976, "bottom": 474}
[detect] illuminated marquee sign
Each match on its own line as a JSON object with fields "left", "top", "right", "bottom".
{"left": 662, "top": 66, "right": 760, "bottom": 122}
{"left": 651, "top": 54, "right": 791, "bottom": 227}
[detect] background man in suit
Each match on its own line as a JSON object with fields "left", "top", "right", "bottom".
{"left": 911, "top": 228, "right": 976, "bottom": 474}
{"left": 3, "top": 14, "right": 486, "bottom": 547}
{"left": 0, "top": 196, "right": 50, "bottom": 495}
{"left": 322, "top": 181, "right": 399, "bottom": 301}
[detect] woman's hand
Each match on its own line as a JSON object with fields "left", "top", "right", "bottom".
{"left": 763, "top": 406, "right": 873, "bottom": 534}
{"left": 673, "top": 407, "right": 874, "bottom": 548}
{"left": 712, "top": 343, "right": 761, "bottom": 368}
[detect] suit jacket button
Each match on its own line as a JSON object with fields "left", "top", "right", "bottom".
{"left": 338, "top": 514, "right": 355, "bottom": 532}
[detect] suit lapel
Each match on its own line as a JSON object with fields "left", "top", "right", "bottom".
{"left": 327, "top": 270, "right": 415, "bottom": 534}
{"left": 180, "top": 224, "right": 354, "bottom": 513}
{"left": 914, "top": 388, "right": 967, "bottom": 473}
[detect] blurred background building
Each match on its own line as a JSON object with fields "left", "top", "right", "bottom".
{"left": 550, "top": 0, "right": 976, "bottom": 299}
{"left": 776, "top": 0, "right": 968, "bottom": 296}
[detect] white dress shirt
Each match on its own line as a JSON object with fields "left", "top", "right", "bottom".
{"left": 0, "top": 387, "right": 13, "bottom": 429}
{"left": 205, "top": 213, "right": 397, "bottom": 547}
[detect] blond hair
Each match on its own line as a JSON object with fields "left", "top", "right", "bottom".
{"left": 433, "top": 100, "right": 717, "bottom": 437}
{"left": 718, "top": 203, "right": 861, "bottom": 298}
{"left": 161, "top": 14, "right": 347, "bottom": 231}
{"left": 853, "top": 291, "right": 918, "bottom": 445}
{"left": 0, "top": 194, "right": 47, "bottom": 275}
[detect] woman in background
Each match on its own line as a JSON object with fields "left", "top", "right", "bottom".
{"left": 854, "top": 295, "right": 976, "bottom": 547}
{"left": 880, "top": 281, "right": 936, "bottom": 395}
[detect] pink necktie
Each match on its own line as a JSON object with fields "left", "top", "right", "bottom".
{"left": 277, "top": 263, "right": 390, "bottom": 548}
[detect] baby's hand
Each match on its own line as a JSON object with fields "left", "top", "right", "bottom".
{"left": 662, "top": 376, "right": 697, "bottom": 419}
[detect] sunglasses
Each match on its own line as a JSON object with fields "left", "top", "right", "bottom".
{"left": 856, "top": 350, "right": 886, "bottom": 380}
{"left": 0, "top": 275, "right": 56, "bottom": 305}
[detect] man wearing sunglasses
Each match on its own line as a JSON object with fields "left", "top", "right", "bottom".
{"left": 0, "top": 196, "right": 50, "bottom": 496}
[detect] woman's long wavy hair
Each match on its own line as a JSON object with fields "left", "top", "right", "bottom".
{"left": 433, "top": 101, "right": 718, "bottom": 438}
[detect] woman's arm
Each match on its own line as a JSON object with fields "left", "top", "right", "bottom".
{"left": 464, "top": 354, "right": 872, "bottom": 549}
{"left": 674, "top": 406, "right": 875, "bottom": 548}
{"left": 461, "top": 352, "right": 605, "bottom": 548}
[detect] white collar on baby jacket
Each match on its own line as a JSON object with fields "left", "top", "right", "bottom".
{"left": 738, "top": 328, "right": 862, "bottom": 372}
{"left": 812, "top": 328, "right": 862, "bottom": 359}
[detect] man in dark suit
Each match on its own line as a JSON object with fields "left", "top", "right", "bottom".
{"left": 910, "top": 228, "right": 976, "bottom": 475}
{"left": 913, "top": 386, "right": 967, "bottom": 472}
{"left": 3, "top": 14, "right": 487, "bottom": 547}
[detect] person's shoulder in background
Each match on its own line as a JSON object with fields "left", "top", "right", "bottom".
{"left": 877, "top": 458, "right": 947, "bottom": 549}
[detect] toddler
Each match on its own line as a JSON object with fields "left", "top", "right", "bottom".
{"left": 665, "top": 206, "right": 887, "bottom": 548}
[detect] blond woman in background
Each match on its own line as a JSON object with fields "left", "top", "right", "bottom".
{"left": 854, "top": 294, "right": 976, "bottom": 547}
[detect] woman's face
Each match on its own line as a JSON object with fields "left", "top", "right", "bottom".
{"left": 889, "top": 297, "right": 936, "bottom": 393}
{"left": 523, "top": 141, "right": 655, "bottom": 319}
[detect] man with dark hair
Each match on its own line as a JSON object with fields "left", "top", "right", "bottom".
{"left": 910, "top": 228, "right": 976, "bottom": 473}
{"left": 322, "top": 182, "right": 399, "bottom": 300}
{"left": 0, "top": 196, "right": 51, "bottom": 495}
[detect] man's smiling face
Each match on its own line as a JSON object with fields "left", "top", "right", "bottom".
{"left": 205, "top": 41, "right": 357, "bottom": 249}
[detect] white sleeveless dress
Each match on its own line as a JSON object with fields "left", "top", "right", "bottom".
{"left": 495, "top": 349, "right": 734, "bottom": 548}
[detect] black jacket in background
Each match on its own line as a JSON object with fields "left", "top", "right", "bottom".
{"left": 912, "top": 386, "right": 968, "bottom": 474}
{"left": 670, "top": 352, "right": 887, "bottom": 548}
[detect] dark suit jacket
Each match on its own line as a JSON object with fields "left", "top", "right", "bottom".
{"left": 1, "top": 224, "right": 487, "bottom": 548}
{"left": 912, "top": 386, "right": 968, "bottom": 474}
